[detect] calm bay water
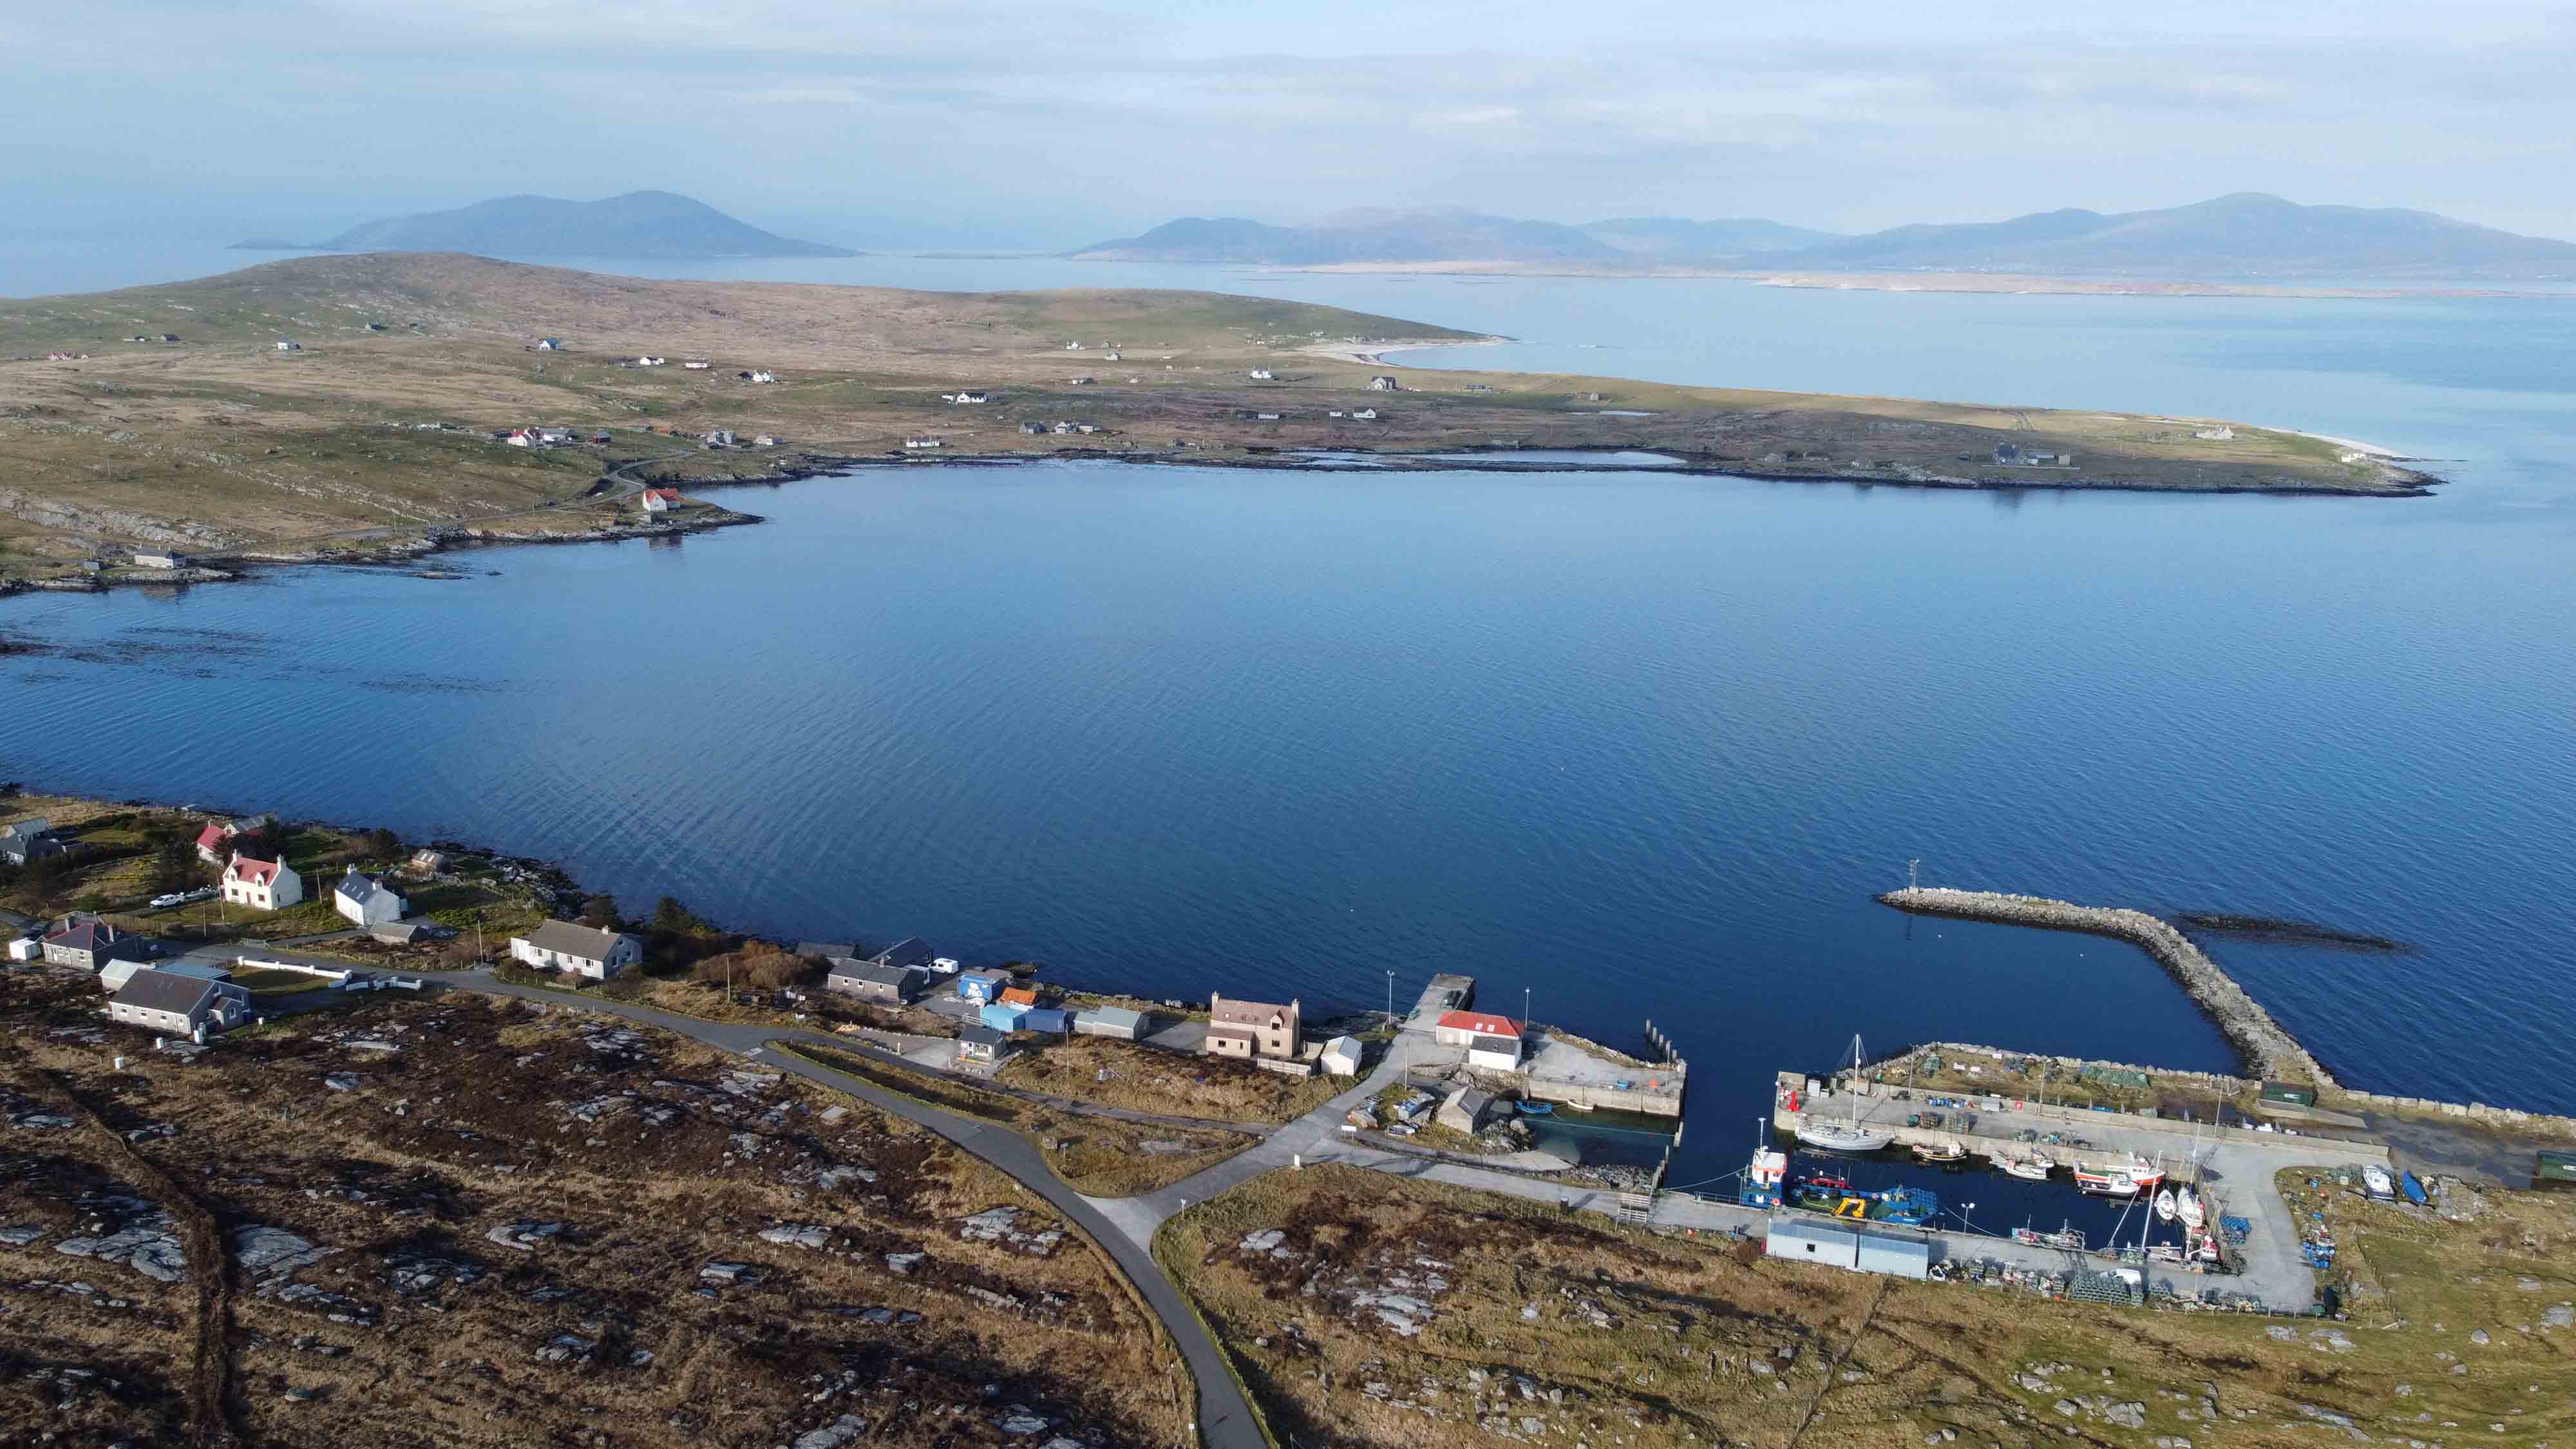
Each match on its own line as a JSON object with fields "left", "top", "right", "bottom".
{"left": 7, "top": 248, "right": 2575, "bottom": 1186}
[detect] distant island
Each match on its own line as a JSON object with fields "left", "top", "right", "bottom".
{"left": 1077, "top": 193, "right": 2576, "bottom": 281}
{"left": 231, "top": 189, "right": 858, "bottom": 260}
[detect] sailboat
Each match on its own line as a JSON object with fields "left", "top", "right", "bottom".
{"left": 2173, "top": 1186, "right": 2205, "bottom": 1230}
{"left": 1792, "top": 1034, "right": 1895, "bottom": 1153}
{"left": 2153, "top": 1189, "right": 2177, "bottom": 1222}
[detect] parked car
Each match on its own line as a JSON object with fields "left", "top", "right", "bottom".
{"left": 150, "top": 892, "right": 186, "bottom": 909}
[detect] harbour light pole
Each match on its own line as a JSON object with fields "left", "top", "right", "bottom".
{"left": 1385, "top": 969, "right": 1394, "bottom": 1029}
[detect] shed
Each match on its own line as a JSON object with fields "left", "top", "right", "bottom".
{"left": 1466, "top": 1033, "right": 1523, "bottom": 1072}
{"left": 1853, "top": 1233, "right": 1931, "bottom": 1280}
{"left": 1320, "top": 1035, "right": 1363, "bottom": 1077}
{"left": 1436, "top": 1086, "right": 1497, "bottom": 1135}
{"left": 1074, "top": 1006, "right": 1148, "bottom": 1040}
{"left": 2259, "top": 1081, "right": 2318, "bottom": 1108}
{"left": 371, "top": 922, "right": 427, "bottom": 945}
{"left": 998, "top": 985, "right": 1039, "bottom": 1008}
{"left": 1764, "top": 1220, "right": 1859, "bottom": 1271}
{"left": 978, "top": 1001, "right": 1030, "bottom": 1032}
{"left": 956, "top": 970, "right": 1009, "bottom": 1004}
{"left": 1019, "top": 1008, "right": 1071, "bottom": 1036}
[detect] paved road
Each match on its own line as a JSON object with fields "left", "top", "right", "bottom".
{"left": 410, "top": 971, "right": 1266, "bottom": 1449}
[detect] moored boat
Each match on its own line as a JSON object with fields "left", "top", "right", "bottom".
{"left": 1518, "top": 1101, "right": 1555, "bottom": 1117}
{"left": 2153, "top": 1189, "right": 2177, "bottom": 1222}
{"left": 1794, "top": 1034, "right": 1896, "bottom": 1153}
{"left": 2400, "top": 1170, "right": 2429, "bottom": 1206}
{"left": 2174, "top": 1186, "right": 2205, "bottom": 1230}
{"left": 1789, "top": 1173, "right": 1939, "bottom": 1226}
{"left": 2012, "top": 1222, "right": 2086, "bottom": 1251}
{"left": 1994, "top": 1151, "right": 2054, "bottom": 1182}
{"left": 2363, "top": 1164, "right": 2396, "bottom": 1200}
{"left": 1911, "top": 1138, "right": 1969, "bottom": 1164}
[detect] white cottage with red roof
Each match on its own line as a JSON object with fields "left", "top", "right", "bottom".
{"left": 222, "top": 853, "right": 303, "bottom": 911}
{"left": 639, "top": 488, "right": 681, "bottom": 515}
{"left": 1434, "top": 1009, "right": 1526, "bottom": 1072}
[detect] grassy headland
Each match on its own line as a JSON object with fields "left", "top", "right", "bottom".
{"left": 0, "top": 253, "right": 2432, "bottom": 582}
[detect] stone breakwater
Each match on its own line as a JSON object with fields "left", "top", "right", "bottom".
{"left": 1877, "top": 887, "right": 2334, "bottom": 1088}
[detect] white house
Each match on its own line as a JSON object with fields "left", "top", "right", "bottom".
{"left": 904, "top": 437, "right": 943, "bottom": 450}
{"left": 1352, "top": 408, "right": 1379, "bottom": 421}
{"left": 1434, "top": 1010, "right": 1526, "bottom": 1072}
{"left": 749, "top": 370, "right": 776, "bottom": 383}
{"left": 274, "top": 339, "right": 301, "bottom": 352}
{"left": 333, "top": 867, "right": 407, "bottom": 927}
{"left": 509, "top": 920, "right": 641, "bottom": 980}
{"left": 504, "top": 430, "right": 533, "bottom": 448}
{"left": 109, "top": 969, "right": 250, "bottom": 1038}
{"left": 945, "top": 390, "right": 990, "bottom": 404}
{"left": 639, "top": 488, "right": 680, "bottom": 515}
{"left": 636, "top": 355, "right": 666, "bottom": 366}
{"left": 1369, "top": 375, "right": 1398, "bottom": 390}
{"left": 682, "top": 359, "right": 712, "bottom": 370}
{"left": 1249, "top": 369, "right": 1275, "bottom": 381}
{"left": 536, "top": 337, "right": 562, "bottom": 351}
{"left": 132, "top": 552, "right": 185, "bottom": 569}
{"left": 222, "top": 853, "right": 303, "bottom": 911}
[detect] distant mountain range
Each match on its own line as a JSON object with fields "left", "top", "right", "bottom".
{"left": 233, "top": 191, "right": 856, "bottom": 260}
{"left": 1075, "top": 194, "right": 2576, "bottom": 278}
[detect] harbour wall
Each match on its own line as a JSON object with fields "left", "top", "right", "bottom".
{"left": 1877, "top": 887, "right": 2333, "bottom": 1088}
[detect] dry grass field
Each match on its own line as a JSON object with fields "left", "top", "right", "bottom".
{"left": 998, "top": 1034, "right": 1345, "bottom": 1126}
{"left": 0, "top": 254, "right": 2429, "bottom": 579}
{"left": 0, "top": 971, "right": 1191, "bottom": 1448}
{"left": 1162, "top": 1164, "right": 2576, "bottom": 1449}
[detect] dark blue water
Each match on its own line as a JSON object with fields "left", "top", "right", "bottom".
{"left": 6, "top": 258, "right": 2575, "bottom": 1188}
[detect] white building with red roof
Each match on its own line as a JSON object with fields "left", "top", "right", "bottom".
{"left": 1434, "top": 1009, "right": 1527, "bottom": 1072}
{"left": 639, "top": 487, "right": 682, "bottom": 515}
{"left": 222, "top": 852, "right": 303, "bottom": 911}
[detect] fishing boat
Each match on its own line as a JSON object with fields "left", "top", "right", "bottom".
{"left": 1994, "top": 1151, "right": 2054, "bottom": 1182}
{"left": 1911, "top": 1138, "right": 1969, "bottom": 1164}
{"left": 2174, "top": 1186, "right": 2205, "bottom": 1231}
{"left": 1518, "top": 1101, "right": 1555, "bottom": 1117}
{"left": 1793, "top": 1035, "right": 1895, "bottom": 1153}
{"left": 2400, "top": 1171, "right": 2429, "bottom": 1206}
{"left": 2363, "top": 1164, "right": 2396, "bottom": 1200}
{"left": 2012, "top": 1222, "right": 2087, "bottom": 1251}
{"left": 1789, "top": 1172, "right": 1939, "bottom": 1226}
{"left": 2152, "top": 1188, "right": 2177, "bottom": 1223}
{"left": 2072, "top": 1153, "right": 2164, "bottom": 1197}
{"left": 1739, "top": 1140, "right": 1790, "bottom": 1209}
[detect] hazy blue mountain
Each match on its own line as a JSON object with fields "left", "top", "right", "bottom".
{"left": 1075, "top": 207, "right": 1618, "bottom": 264}
{"left": 252, "top": 191, "right": 857, "bottom": 259}
{"left": 1779, "top": 193, "right": 2576, "bottom": 276}
{"left": 1580, "top": 216, "right": 1843, "bottom": 256}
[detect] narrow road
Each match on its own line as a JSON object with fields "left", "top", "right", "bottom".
{"left": 412, "top": 971, "right": 1267, "bottom": 1449}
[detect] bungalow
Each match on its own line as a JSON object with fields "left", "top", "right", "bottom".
{"left": 1102, "top": 350, "right": 1122, "bottom": 361}
{"left": 536, "top": 337, "right": 562, "bottom": 351}
{"left": 504, "top": 430, "right": 534, "bottom": 448}
{"left": 1248, "top": 369, "right": 1275, "bottom": 381}
{"left": 1021, "top": 422, "right": 1046, "bottom": 435}
{"left": 1051, "top": 421, "right": 1079, "bottom": 435}
{"left": 274, "top": 339, "right": 301, "bottom": 352}
{"left": 636, "top": 355, "right": 667, "bottom": 366}
{"left": 222, "top": 853, "right": 303, "bottom": 911}
{"left": 406, "top": 849, "right": 450, "bottom": 876}
{"left": 509, "top": 919, "right": 642, "bottom": 980}
{"left": 108, "top": 969, "right": 250, "bottom": 1038}
{"left": 978, "top": 1000, "right": 1030, "bottom": 1032}
{"left": 749, "top": 370, "right": 776, "bottom": 384}
{"left": 534, "top": 427, "right": 573, "bottom": 445}
{"left": 1019, "top": 1007, "right": 1071, "bottom": 1037}
{"left": 1073, "top": 1005, "right": 1148, "bottom": 1040}
{"left": 132, "top": 552, "right": 185, "bottom": 569}
{"left": 945, "top": 391, "right": 990, "bottom": 404}
{"left": 954, "top": 969, "right": 1010, "bottom": 1005}
{"left": 1435, "top": 1085, "right": 1499, "bottom": 1135}
{"left": 681, "top": 359, "right": 712, "bottom": 370}
{"left": 1351, "top": 408, "right": 1379, "bottom": 421}
{"left": 904, "top": 437, "right": 943, "bottom": 450}
{"left": 639, "top": 488, "right": 682, "bottom": 515}
{"left": 997, "top": 984, "right": 1040, "bottom": 1009}
{"left": 1320, "top": 1036, "right": 1363, "bottom": 1077}
{"left": 956, "top": 1025, "right": 1009, "bottom": 1066}
{"left": 0, "top": 818, "right": 61, "bottom": 867}
{"left": 194, "top": 816, "right": 268, "bottom": 865}
{"left": 1255, "top": 412, "right": 1281, "bottom": 421}
{"left": 1206, "top": 993, "right": 1301, "bottom": 1062}
{"left": 1369, "top": 375, "right": 1398, "bottom": 391}
{"left": 332, "top": 867, "right": 406, "bottom": 927}
{"left": 826, "top": 959, "right": 922, "bottom": 1004}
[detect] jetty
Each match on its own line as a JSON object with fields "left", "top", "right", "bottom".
{"left": 1877, "top": 886, "right": 2332, "bottom": 1087}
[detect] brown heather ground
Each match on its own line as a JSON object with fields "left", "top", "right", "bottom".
{"left": 0, "top": 254, "right": 2423, "bottom": 577}
{"left": 998, "top": 1035, "right": 1344, "bottom": 1126}
{"left": 0, "top": 971, "right": 1190, "bottom": 1448}
{"left": 1162, "top": 1164, "right": 2576, "bottom": 1449}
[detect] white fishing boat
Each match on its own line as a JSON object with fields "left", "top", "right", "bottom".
{"left": 1994, "top": 1151, "right": 2054, "bottom": 1181}
{"left": 2153, "top": 1188, "right": 2177, "bottom": 1222}
{"left": 2174, "top": 1186, "right": 2205, "bottom": 1229}
{"left": 1911, "top": 1138, "right": 1969, "bottom": 1164}
{"left": 2363, "top": 1164, "right": 2396, "bottom": 1200}
{"left": 1793, "top": 1034, "right": 1895, "bottom": 1153}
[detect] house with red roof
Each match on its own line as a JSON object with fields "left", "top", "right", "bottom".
{"left": 222, "top": 852, "right": 303, "bottom": 911}
{"left": 195, "top": 821, "right": 236, "bottom": 864}
{"left": 639, "top": 487, "right": 683, "bottom": 515}
{"left": 1434, "top": 1009, "right": 1527, "bottom": 1072}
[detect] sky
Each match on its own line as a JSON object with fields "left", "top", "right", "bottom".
{"left": 6, "top": 0, "right": 2575, "bottom": 251}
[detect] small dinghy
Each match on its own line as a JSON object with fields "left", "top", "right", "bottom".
{"left": 2153, "top": 1189, "right": 2177, "bottom": 1223}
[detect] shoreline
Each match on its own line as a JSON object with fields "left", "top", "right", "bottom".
{"left": 0, "top": 440, "right": 2433, "bottom": 616}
